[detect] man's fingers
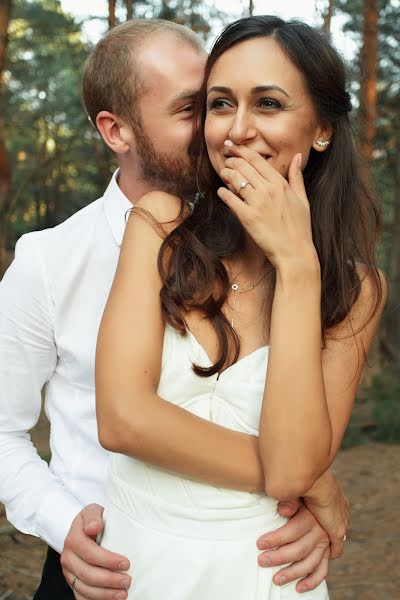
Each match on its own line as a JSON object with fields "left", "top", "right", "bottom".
{"left": 62, "top": 537, "right": 130, "bottom": 572}
{"left": 258, "top": 528, "right": 324, "bottom": 568}
{"left": 295, "top": 550, "right": 330, "bottom": 594}
{"left": 63, "top": 558, "right": 132, "bottom": 597}
{"left": 272, "top": 546, "right": 326, "bottom": 589}
{"left": 63, "top": 568, "right": 128, "bottom": 600}
{"left": 62, "top": 552, "right": 131, "bottom": 590}
{"left": 277, "top": 499, "right": 302, "bottom": 518}
{"left": 257, "top": 506, "right": 315, "bottom": 550}
{"left": 80, "top": 503, "right": 104, "bottom": 537}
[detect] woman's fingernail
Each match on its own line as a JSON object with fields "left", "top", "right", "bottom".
{"left": 299, "top": 585, "right": 308, "bottom": 593}
{"left": 257, "top": 540, "right": 269, "bottom": 549}
{"left": 278, "top": 576, "right": 287, "bottom": 585}
{"left": 224, "top": 139, "right": 233, "bottom": 147}
{"left": 118, "top": 560, "right": 130, "bottom": 570}
{"left": 260, "top": 556, "right": 271, "bottom": 567}
{"left": 114, "top": 593, "right": 126, "bottom": 600}
{"left": 297, "top": 153, "right": 303, "bottom": 168}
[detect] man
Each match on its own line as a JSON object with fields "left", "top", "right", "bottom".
{"left": 0, "top": 19, "right": 348, "bottom": 600}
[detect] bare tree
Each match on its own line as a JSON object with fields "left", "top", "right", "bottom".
{"left": 125, "top": 0, "right": 133, "bottom": 21}
{"left": 323, "top": 0, "right": 334, "bottom": 33}
{"left": 249, "top": 0, "right": 254, "bottom": 16}
{"left": 383, "top": 129, "right": 400, "bottom": 365}
{"left": 359, "top": 0, "right": 378, "bottom": 180}
{"left": 108, "top": 0, "right": 116, "bottom": 29}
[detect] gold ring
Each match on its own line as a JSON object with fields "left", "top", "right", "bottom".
{"left": 72, "top": 575, "right": 78, "bottom": 591}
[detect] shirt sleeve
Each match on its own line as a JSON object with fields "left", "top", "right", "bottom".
{"left": 0, "top": 233, "right": 84, "bottom": 553}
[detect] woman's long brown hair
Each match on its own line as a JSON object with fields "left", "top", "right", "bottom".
{"left": 158, "top": 16, "right": 383, "bottom": 377}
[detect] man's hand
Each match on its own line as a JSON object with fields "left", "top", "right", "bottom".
{"left": 256, "top": 501, "right": 330, "bottom": 594}
{"left": 61, "top": 504, "right": 132, "bottom": 600}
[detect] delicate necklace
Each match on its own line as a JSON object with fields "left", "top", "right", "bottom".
{"left": 229, "top": 268, "right": 270, "bottom": 329}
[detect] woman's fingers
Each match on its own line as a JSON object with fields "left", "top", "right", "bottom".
{"left": 222, "top": 156, "right": 262, "bottom": 190}
{"left": 287, "top": 153, "right": 308, "bottom": 205}
{"left": 219, "top": 167, "right": 256, "bottom": 199}
{"left": 224, "top": 141, "right": 282, "bottom": 183}
{"left": 217, "top": 186, "right": 247, "bottom": 212}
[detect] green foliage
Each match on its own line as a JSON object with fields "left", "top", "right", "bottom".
{"left": 370, "top": 372, "right": 400, "bottom": 442}
{"left": 341, "top": 373, "right": 400, "bottom": 448}
{"left": 4, "top": 0, "right": 113, "bottom": 249}
{"left": 2, "top": 0, "right": 233, "bottom": 254}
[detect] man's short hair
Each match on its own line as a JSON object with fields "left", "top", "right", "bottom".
{"left": 82, "top": 19, "right": 203, "bottom": 129}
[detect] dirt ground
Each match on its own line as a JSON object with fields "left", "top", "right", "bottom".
{"left": 1, "top": 412, "right": 399, "bottom": 600}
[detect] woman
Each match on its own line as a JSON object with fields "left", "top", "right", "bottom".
{"left": 96, "top": 16, "right": 386, "bottom": 599}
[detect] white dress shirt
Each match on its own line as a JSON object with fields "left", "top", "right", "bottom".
{"left": 0, "top": 171, "right": 132, "bottom": 553}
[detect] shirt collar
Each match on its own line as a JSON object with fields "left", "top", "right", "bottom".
{"left": 103, "top": 169, "right": 133, "bottom": 247}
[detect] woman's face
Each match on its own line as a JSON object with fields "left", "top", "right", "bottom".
{"left": 205, "top": 36, "right": 330, "bottom": 179}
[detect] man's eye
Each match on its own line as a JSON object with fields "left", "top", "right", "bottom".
{"left": 182, "top": 104, "right": 195, "bottom": 113}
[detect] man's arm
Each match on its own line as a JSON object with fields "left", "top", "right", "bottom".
{"left": 0, "top": 233, "right": 84, "bottom": 551}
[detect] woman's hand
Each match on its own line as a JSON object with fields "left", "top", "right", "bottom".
{"left": 217, "top": 143, "right": 319, "bottom": 272}
{"left": 302, "top": 470, "right": 350, "bottom": 560}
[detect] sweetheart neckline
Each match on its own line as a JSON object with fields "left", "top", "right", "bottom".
{"left": 166, "top": 324, "right": 269, "bottom": 380}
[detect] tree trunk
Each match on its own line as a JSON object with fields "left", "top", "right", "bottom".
{"left": 383, "top": 129, "right": 400, "bottom": 369}
{"left": 108, "top": 0, "right": 116, "bottom": 30}
{"left": 125, "top": 0, "right": 133, "bottom": 21}
{"left": 0, "top": 0, "right": 12, "bottom": 274}
{"left": 249, "top": 0, "right": 254, "bottom": 16}
{"left": 359, "top": 0, "right": 378, "bottom": 181}
{"left": 323, "top": 0, "right": 334, "bottom": 33}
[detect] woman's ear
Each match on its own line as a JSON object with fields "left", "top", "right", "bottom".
{"left": 96, "top": 111, "right": 135, "bottom": 154}
{"left": 312, "top": 122, "right": 333, "bottom": 153}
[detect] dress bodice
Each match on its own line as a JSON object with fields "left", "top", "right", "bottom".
{"left": 110, "top": 323, "right": 272, "bottom": 510}
{"left": 158, "top": 323, "right": 269, "bottom": 436}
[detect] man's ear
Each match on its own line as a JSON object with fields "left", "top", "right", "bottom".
{"left": 96, "top": 111, "right": 134, "bottom": 154}
{"left": 312, "top": 122, "right": 333, "bottom": 153}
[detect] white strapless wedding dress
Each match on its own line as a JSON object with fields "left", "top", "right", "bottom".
{"left": 100, "top": 324, "right": 329, "bottom": 599}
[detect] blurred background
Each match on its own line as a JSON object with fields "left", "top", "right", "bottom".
{"left": 0, "top": 1, "right": 399, "bottom": 598}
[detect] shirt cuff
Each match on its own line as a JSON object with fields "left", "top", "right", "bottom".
{"left": 35, "top": 485, "right": 84, "bottom": 554}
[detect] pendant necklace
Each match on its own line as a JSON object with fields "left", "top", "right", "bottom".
{"left": 229, "top": 268, "right": 270, "bottom": 330}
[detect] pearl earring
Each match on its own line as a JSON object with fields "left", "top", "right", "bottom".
{"left": 314, "top": 139, "right": 330, "bottom": 148}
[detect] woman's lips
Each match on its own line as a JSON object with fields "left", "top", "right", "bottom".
{"left": 223, "top": 153, "right": 272, "bottom": 160}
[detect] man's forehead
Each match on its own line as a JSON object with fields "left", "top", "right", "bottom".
{"left": 137, "top": 37, "right": 206, "bottom": 105}
{"left": 138, "top": 33, "right": 206, "bottom": 80}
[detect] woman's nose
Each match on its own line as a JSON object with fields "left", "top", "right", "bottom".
{"left": 229, "top": 111, "right": 257, "bottom": 145}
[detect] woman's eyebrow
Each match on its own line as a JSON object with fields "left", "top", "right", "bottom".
{"left": 207, "top": 85, "right": 289, "bottom": 98}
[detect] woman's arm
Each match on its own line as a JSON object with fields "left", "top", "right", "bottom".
{"left": 96, "top": 191, "right": 264, "bottom": 492}
{"left": 217, "top": 143, "right": 387, "bottom": 500}
{"left": 260, "top": 264, "right": 386, "bottom": 499}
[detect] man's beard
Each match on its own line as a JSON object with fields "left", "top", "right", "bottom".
{"left": 133, "top": 120, "right": 198, "bottom": 197}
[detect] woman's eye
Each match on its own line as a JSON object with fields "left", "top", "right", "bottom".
{"left": 259, "top": 98, "right": 281, "bottom": 109}
{"left": 208, "top": 98, "right": 231, "bottom": 110}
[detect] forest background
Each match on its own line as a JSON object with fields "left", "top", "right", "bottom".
{"left": 0, "top": 1, "right": 399, "bottom": 599}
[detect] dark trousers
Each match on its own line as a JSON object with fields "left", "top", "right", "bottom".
{"left": 34, "top": 547, "right": 74, "bottom": 599}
